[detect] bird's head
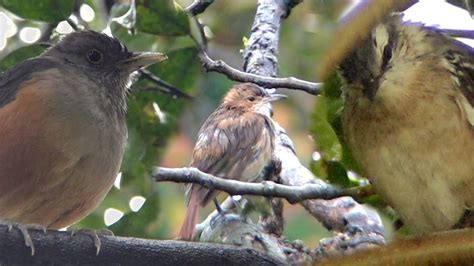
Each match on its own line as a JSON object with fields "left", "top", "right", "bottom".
{"left": 222, "top": 83, "right": 286, "bottom": 115}
{"left": 338, "top": 14, "right": 437, "bottom": 102}
{"left": 42, "top": 31, "right": 167, "bottom": 115}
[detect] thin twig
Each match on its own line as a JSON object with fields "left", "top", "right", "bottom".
{"left": 66, "top": 18, "right": 80, "bottom": 31}
{"left": 199, "top": 53, "right": 322, "bottom": 95}
{"left": 185, "top": 0, "right": 216, "bottom": 16}
{"left": 191, "top": 17, "right": 208, "bottom": 51}
{"left": 139, "top": 69, "right": 192, "bottom": 99}
{"left": 38, "top": 24, "right": 55, "bottom": 43}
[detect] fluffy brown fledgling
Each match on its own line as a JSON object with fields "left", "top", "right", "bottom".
{"left": 178, "top": 83, "right": 285, "bottom": 240}
{"left": 339, "top": 14, "right": 474, "bottom": 233}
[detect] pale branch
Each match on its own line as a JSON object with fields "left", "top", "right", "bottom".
{"left": 195, "top": 199, "right": 313, "bottom": 264}
{"left": 241, "top": 0, "right": 295, "bottom": 238}
{"left": 199, "top": 52, "right": 322, "bottom": 95}
{"left": 195, "top": 197, "right": 243, "bottom": 235}
{"left": 185, "top": 0, "right": 215, "bottom": 16}
{"left": 153, "top": 167, "right": 358, "bottom": 203}
{"left": 0, "top": 224, "right": 284, "bottom": 265}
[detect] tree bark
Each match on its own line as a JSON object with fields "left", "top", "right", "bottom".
{"left": 0, "top": 224, "right": 284, "bottom": 265}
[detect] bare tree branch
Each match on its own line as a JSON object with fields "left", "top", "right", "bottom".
{"left": 152, "top": 166, "right": 370, "bottom": 203}
{"left": 0, "top": 224, "right": 284, "bottom": 265}
{"left": 199, "top": 53, "right": 322, "bottom": 95}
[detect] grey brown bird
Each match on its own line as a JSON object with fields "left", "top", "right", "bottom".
{"left": 178, "top": 83, "right": 285, "bottom": 240}
{"left": 0, "top": 31, "right": 166, "bottom": 230}
{"left": 339, "top": 14, "right": 473, "bottom": 233}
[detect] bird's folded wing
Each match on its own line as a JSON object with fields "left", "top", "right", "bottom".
{"left": 443, "top": 37, "right": 473, "bottom": 126}
{"left": 191, "top": 111, "right": 269, "bottom": 176}
{"left": 0, "top": 58, "right": 58, "bottom": 108}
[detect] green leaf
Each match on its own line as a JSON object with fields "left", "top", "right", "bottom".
{"left": 0, "top": 0, "right": 74, "bottom": 22}
{"left": 310, "top": 71, "right": 364, "bottom": 181}
{"left": 0, "top": 44, "right": 45, "bottom": 71}
{"left": 341, "top": 139, "right": 364, "bottom": 174}
{"left": 136, "top": 0, "right": 190, "bottom": 36}
{"left": 321, "top": 71, "right": 343, "bottom": 99}
{"left": 326, "top": 160, "right": 351, "bottom": 187}
{"left": 311, "top": 95, "right": 342, "bottom": 161}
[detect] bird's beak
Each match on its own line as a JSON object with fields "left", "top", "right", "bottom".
{"left": 266, "top": 94, "right": 287, "bottom": 102}
{"left": 119, "top": 52, "right": 168, "bottom": 72}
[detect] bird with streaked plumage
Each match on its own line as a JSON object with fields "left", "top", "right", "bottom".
{"left": 339, "top": 14, "right": 473, "bottom": 233}
{"left": 178, "top": 83, "right": 285, "bottom": 240}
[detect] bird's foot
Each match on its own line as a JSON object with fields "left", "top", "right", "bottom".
{"left": 214, "top": 197, "right": 247, "bottom": 215}
{"left": 70, "top": 228, "right": 113, "bottom": 255}
{"left": 0, "top": 219, "right": 46, "bottom": 256}
{"left": 213, "top": 198, "right": 224, "bottom": 214}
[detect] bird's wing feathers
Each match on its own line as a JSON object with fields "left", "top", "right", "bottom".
{"left": 0, "top": 58, "right": 58, "bottom": 108}
{"left": 446, "top": 48, "right": 473, "bottom": 105}
{"left": 189, "top": 109, "right": 273, "bottom": 206}
{"left": 191, "top": 109, "right": 271, "bottom": 178}
{"left": 443, "top": 38, "right": 474, "bottom": 127}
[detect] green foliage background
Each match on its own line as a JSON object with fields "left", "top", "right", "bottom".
{"left": 0, "top": 0, "right": 391, "bottom": 246}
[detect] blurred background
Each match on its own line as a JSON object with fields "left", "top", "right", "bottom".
{"left": 0, "top": 0, "right": 472, "bottom": 248}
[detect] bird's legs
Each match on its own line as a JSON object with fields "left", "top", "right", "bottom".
{"left": 0, "top": 219, "right": 46, "bottom": 256}
{"left": 70, "top": 228, "right": 114, "bottom": 255}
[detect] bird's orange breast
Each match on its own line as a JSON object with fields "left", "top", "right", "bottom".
{"left": 0, "top": 72, "right": 125, "bottom": 229}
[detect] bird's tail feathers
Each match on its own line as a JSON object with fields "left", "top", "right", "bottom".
{"left": 178, "top": 186, "right": 200, "bottom": 240}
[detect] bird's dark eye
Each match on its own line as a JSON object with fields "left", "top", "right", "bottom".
{"left": 247, "top": 96, "right": 256, "bottom": 102}
{"left": 381, "top": 44, "right": 392, "bottom": 70}
{"left": 86, "top": 49, "right": 103, "bottom": 64}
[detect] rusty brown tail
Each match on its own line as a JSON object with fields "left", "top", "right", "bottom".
{"left": 178, "top": 186, "right": 200, "bottom": 240}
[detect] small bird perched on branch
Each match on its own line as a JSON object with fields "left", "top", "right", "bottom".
{"left": 179, "top": 83, "right": 285, "bottom": 240}
{"left": 339, "top": 14, "right": 473, "bottom": 233}
{"left": 0, "top": 31, "right": 166, "bottom": 232}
